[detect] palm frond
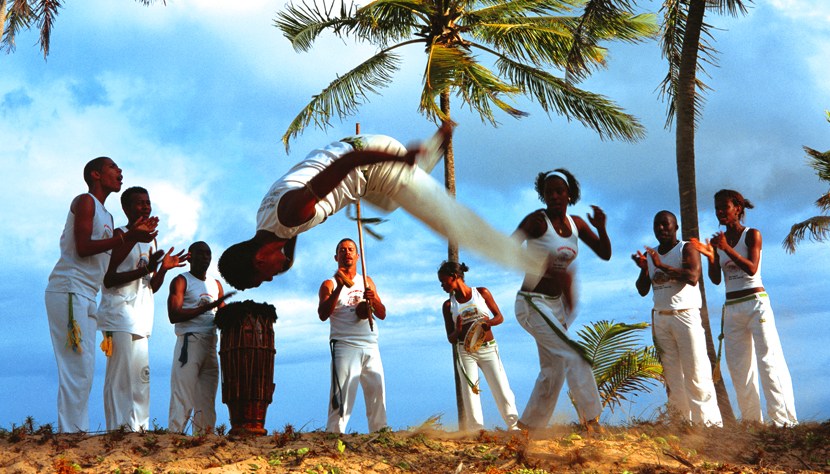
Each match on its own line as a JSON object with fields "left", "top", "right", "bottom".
{"left": 351, "top": 0, "right": 425, "bottom": 44}
{"left": 2, "top": 0, "right": 35, "bottom": 54}
{"left": 595, "top": 346, "right": 663, "bottom": 411}
{"left": 419, "top": 43, "right": 525, "bottom": 124}
{"left": 472, "top": 17, "right": 587, "bottom": 68}
{"left": 281, "top": 51, "right": 402, "bottom": 151}
{"left": 576, "top": 320, "right": 650, "bottom": 373}
{"left": 35, "top": 0, "right": 59, "bottom": 59}
{"left": 571, "top": 320, "right": 663, "bottom": 412}
{"left": 658, "top": 0, "right": 715, "bottom": 128}
{"left": 275, "top": 0, "right": 359, "bottom": 52}
{"left": 711, "top": 0, "right": 750, "bottom": 17}
{"left": 806, "top": 146, "right": 830, "bottom": 182}
{"left": 565, "top": 0, "right": 642, "bottom": 80}
{"left": 496, "top": 56, "right": 646, "bottom": 141}
{"left": 468, "top": 0, "right": 579, "bottom": 21}
{"left": 782, "top": 215, "right": 830, "bottom": 253}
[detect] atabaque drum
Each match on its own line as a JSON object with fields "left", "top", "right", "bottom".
{"left": 216, "top": 300, "right": 277, "bottom": 435}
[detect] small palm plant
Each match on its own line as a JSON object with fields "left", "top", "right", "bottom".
{"left": 784, "top": 111, "right": 830, "bottom": 253}
{"left": 573, "top": 320, "right": 663, "bottom": 412}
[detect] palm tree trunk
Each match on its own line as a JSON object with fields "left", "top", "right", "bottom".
{"left": 440, "top": 89, "right": 459, "bottom": 263}
{"left": 675, "top": 0, "right": 735, "bottom": 424}
{"left": 440, "top": 88, "right": 466, "bottom": 430}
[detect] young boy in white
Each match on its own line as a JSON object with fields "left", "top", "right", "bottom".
{"left": 633, "top": 211, "right": 722, "bottom": 426}
{"left": 98, "top": 186, "right": 187, "bottom": 431}
{"left": 318, "top": 239, "right": 387, "bottom": 433}
{"left": 438, "top": 261, "right": 519, "bottom": 432}
{"left": 167, "top": 241, "right": 232, "bottom": 434}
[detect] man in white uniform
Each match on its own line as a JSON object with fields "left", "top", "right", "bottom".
{"left": 633, "top": 210, "right": 722, "bottom": 426}
{"left": 318, "top": 238, "right": 387, "bottom": 433}
{"left": 167, "top": 241, "right": 233, "bottom": 434}
{"left": 98, "top": 186, "right": 188, "bottom": 431}
{"left": 45, "top": 157, "right": 156, "bottom": 433}
{"left": 218, "top": 125, "right": 545, "bottom": 290}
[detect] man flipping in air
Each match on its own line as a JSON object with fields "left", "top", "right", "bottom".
{"left": 218, "top": 125, "right": 546, "bottom": 290}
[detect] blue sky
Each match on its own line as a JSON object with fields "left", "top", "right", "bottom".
{"left": 1, "top": 0, "right": 829, "bottom": 433}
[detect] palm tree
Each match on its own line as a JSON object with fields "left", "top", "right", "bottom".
{"left": 275, "top": 0, "right": 657, "bottom": 260}
{"left": 574, "top": 320, "right": 663, "bottom": 412}
{"left": 783, "top": 111, "right": 830, "bottom": 252}
{"left": 658, "top": 0, "right": 749, "bottom": 423}
{"left": 1, "top": 0, "right": 165, "bottom": 58}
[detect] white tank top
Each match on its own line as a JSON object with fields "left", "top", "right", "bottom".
{"left": 450, "top": 287, "right": 491, "bottom": 326}
{"left": 46, "top": 193, "right": 114, "bottom": 301}
{"left": 174, "top": 272, "right": 220, "bottom": 335}
{"left": 97, "top": 227, "right": 155, "bottom": 336}
{"left": 522, "top": 213, "right": 578, "bottom": 288}
{"left": 718, "top": 227, "right": 764, "bottom": 292}
{"left": 648, "top": 241, "right": 702, "bottom": 311}
{"left": 328, "top": 274, "right": 378, "bottom": 346}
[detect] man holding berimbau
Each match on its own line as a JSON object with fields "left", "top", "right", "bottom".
{"left": 318, "top": 238, "right": 387, "bottom": 433}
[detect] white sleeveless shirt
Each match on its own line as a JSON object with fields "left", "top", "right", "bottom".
{"left": 648, "top": 241, "right": 702, "bottom": 311}
{"left": 328, "top": 274, "right": 377, "bottom": 346}
{"left": 522, "top": 213, "right": 578, "bottom": 288}
{"left": 718, "top": 228, "right": 764, "bottom": 292}
{"left": 46, "top": 193, "right": 114, "bottom": 301}
{"left": 97, "top": 227, "right": 154, "bottom": 336}
{"left": 450, "top": 287, "right": 491, "bottom": 326}
{"left": 174, "top": 272, "right": 220, "bottom": 335}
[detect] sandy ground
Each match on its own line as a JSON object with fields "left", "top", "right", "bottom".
{"left": 2, "top": 418, "right": 829, "bottom": 473}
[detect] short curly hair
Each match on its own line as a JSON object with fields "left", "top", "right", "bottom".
{"left": 218, "top": 238, "right": 261, "bottom": 290}
{"left": 535, "top": 168, "right": 580, "bottom": 205}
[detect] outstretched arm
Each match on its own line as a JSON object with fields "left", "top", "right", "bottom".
{"left": 574, "top": 207, "right": 612, "bottom": 260}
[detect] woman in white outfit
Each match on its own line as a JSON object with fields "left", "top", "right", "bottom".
{"left": 438, "top": 261, "right": 519, "bottom": 432}
{"left": 691, "top": 189, "right": 797, "bottom": 426}
{"left": 513, "top": 168, "right": 611, "bottom": 431}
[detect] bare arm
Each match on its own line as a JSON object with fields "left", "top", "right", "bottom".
{"left": 715, "top": 229, "right": 762, "bottom": 276}
{"left": 442, "top": 300, "right": 459, "bottom": 344}
{"left": 476, "top": 287, "right": 504, "bottom": 327}
{"left": 103, "top": 241, "right": 155, "bottom": 289}
{"left": 690, "top": 237, "right": 721, "bottom": 285}
{"left": 632, "top": 250, "right": 651, "bottom": 297}
{"left": 167, "top": 276, "right": 234, "bottom": 324}
{"left": 574, "top": 207, "right": 612, "bottom": 260}
{"left": 72, "top": 194, "right": 124, "bottom": 258}
{"left": 317, "top": 279, "right": 343, "bottom": 322}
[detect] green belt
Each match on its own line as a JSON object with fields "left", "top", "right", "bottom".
{"left": 724, "top": 292, "right": 767, "bottom": 306}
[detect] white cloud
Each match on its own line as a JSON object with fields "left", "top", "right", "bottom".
{"left": 769, "top": 0, "right": 830, "bottom": 22}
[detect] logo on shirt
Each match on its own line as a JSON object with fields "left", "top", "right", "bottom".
{"left": 652, "top": 270, "right": 670, "bottom": 285}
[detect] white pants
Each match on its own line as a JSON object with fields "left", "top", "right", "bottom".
{"left": 169, "top": 332, "right": 219, "bottom": 434}
{"left": 515, "top": 292, "right": 602, "bottom": 427}
{"left": 391, "top": 168, "right": 546, "bottom": 279}
{"left": 723, "top": 294, "right": 797, "bottom": 426}
{"left": 327, "top": 341, "right": 387, "bottom": 433}
{"left": 45, "top": 291, "right": 97, "bottom": 433}
{"left": 652, "top": 308, "right": 722, "bottom": 426}
{"left": 456, "top": 342, "right": 519, "bottom": 431}
{"left": 103, "top": 332, "right": 150, "bottom": 431}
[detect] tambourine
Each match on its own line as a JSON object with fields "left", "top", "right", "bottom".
{"left": 463, "top": 320, "right": 489, "bottom": 353}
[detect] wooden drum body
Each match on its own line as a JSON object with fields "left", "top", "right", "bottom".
{"left": 215, "top": 301, "right": 277, "bottom": 436}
